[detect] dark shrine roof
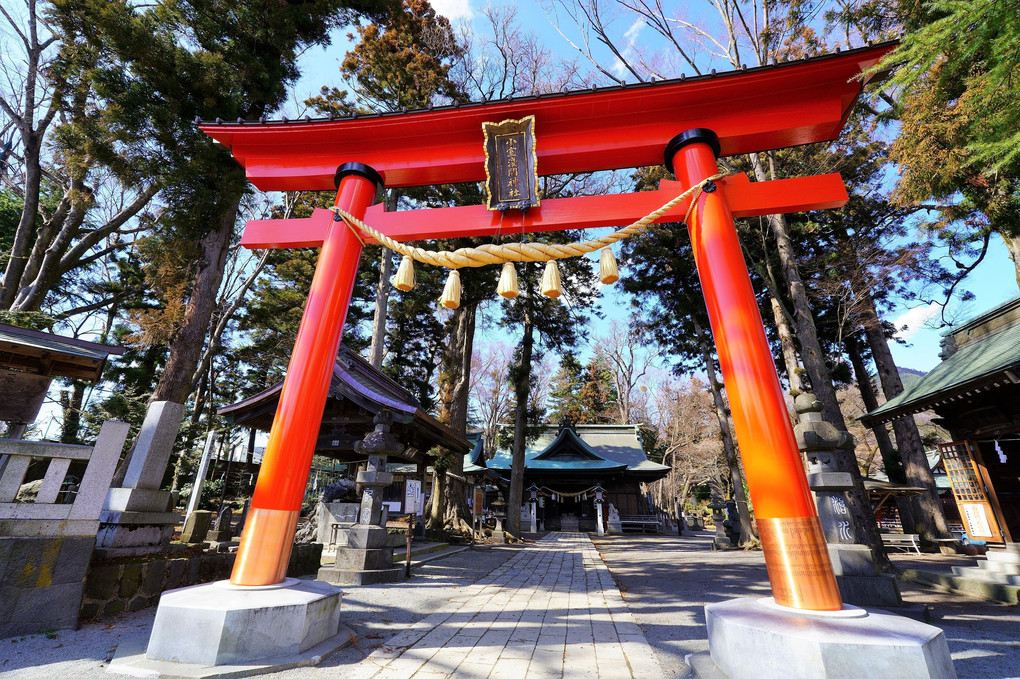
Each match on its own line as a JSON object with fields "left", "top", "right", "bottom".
{"left": 861, "top": 297, "right": 1020, "bottom": 426}
{"left": 218, "top": 346, "right": 470, "bottom": 460}
{"left": 0, "top": 324, "right": 124, "bottom": 382}
{"left": 487, "top": 424, "right": 669, "bottom": 480}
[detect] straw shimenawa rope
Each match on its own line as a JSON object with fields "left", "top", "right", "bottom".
{"left": 330, "top": 171, "right": 732, "bottom": 269}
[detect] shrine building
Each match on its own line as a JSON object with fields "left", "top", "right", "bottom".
{"left": 862, "top": 296, "right": 1020, "bottom": 545}
{"left": 470, "top": 421, "right": 669, "bottom": 532}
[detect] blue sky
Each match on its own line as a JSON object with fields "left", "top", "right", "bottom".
{"left": 290, "top": 0, "right": 1020, "bottom": 376}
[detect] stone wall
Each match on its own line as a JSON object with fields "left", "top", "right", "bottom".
{"left": 80, "top": 542, "right": 323, "bottom": 620}
{"left": 0, "top": 536, "right": 96, "bottom": 639}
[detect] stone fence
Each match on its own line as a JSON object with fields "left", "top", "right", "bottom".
{"left": 0, "top": 421, "right": 130, "bottom": 638}
{"left": 80, "top": 543, "right": 323, "bottom": 620}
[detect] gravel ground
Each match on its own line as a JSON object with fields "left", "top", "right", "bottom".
{"left": 0, "top": 545, "right": 520, "bottom": 679}
{"left": 592, "top": 531, "right": 1020, "bottom": 679}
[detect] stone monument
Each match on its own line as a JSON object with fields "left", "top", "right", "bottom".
{"left": 180, "top": 510, "right": 212, "bottom": 544}
{"left": 794, "top": 394, "right": 902, "bottom": 607}
{"left": 207, "top": 507, "right": 233, "bottom": 543}
{"left": 96, "top": 401, "right": 186, "bottom": 556}
{"left": 709, "top": 497, "right": 740, "bottom": 549}
{"left": 606, "top": 503, "right": 623, "bottom": 535}
{"left": 317, "top": 411, "right": 404, "bottom": 585}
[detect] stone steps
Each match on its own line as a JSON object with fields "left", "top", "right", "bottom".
{"left": 902, "top": 568, "right": 1020, "bottom": 604}
{"left": 951, "top": 566, "right": 1020, "bottom": 585}
{"left": 985, "top": 549, "right": 1020, "bottom": 565}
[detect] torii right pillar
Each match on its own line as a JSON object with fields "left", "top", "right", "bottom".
{"left": 667, "top": 129, "right": 957, "bottom": 679}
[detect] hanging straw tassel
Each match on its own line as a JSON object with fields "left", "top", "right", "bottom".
{"left": 599, "top": 247, "right": 619, "bottom": 284}
{"left": 439, "top": 269, "right": 461, "bottom": 309}
{"left": 393, "top": 255, "right": 416, "bottom": 291}
{"left": 497, "top": 262, "right": 519, "bottom": 299}
{"left": 541, "top": 260, "right": 562, "bottom": 298}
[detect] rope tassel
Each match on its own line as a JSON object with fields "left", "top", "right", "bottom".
{"left": 393, "top": 255, "right": 416, "bottom": 291}
{"left": 541, "top": 260, "right": 562, "bottom": 298}
{"left": 599, "top": 247, "right": 619, "bottom": 284}
{"left": 440, "top": 270, "right": 461, "bottom": 309}
{"left": 497, "top": 262, "right": 519, "bottom": 299}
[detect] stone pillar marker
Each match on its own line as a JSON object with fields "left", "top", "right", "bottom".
{"left": 317, "top": 411, "right": 405, "bottom": 585}
{"left": 97, "top": 401, "right": 186, "bottom": 556}
{"left": 185, "top": 430, "right": 217, "bottom": 517}
{"left": 595, "top": 501, "right": 605, "bottom": 537}
{"left": 794, "top": 394, "right": 902, "bottom": 607}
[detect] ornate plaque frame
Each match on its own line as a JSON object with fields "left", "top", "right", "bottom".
{"left": 482, "top": 115, "right": 540, "bottom": 212}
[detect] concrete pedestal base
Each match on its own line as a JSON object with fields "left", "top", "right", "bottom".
{"left": 691, "top": 597, "right": 956, "bottom": 679}
{"left": 140, "top": 578, "right": 343, "bottom": 668}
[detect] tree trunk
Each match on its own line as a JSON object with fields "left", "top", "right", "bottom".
{"left": 369, "top": 191, "right": 399, "bottom": 368}
{"left": 845, "top": 334, "right": 901, "bottom": 481}
{"left": 749, "top": 153, "right": 845, "bottom": 429}
{"left": 507, "top": 310, "right": 534, "bottom": 538}
{"left": 440, "top": 300, "right": 478, "bottom": 533}
{"left": 428, "top": 467, "right": 448, "bottom": 535}
{"left": 999, "top": 229, "right": 1020, "bottom": 290}
{"left": 770, "top": 293, "right": 807, "bottom": 394}
{"left": 1, "top": 133, "right": 43, "bottom": 309}
{"left": 694, "top": 320, "right": 755, "bottom": 544}
{"left": 59, "top": 381, "right": 86, "bottom": 444}
{"left": 858, "top": 290, "right": 951, "bottom": 542}
{"left": 151, "top": 182, "right": 243, "bottom": 404}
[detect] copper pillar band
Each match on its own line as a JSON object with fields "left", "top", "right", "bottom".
{"left": 757, "top": 516, "right": 843, "bottom": 610}
{"left": 229, "top": 508, "right": 300, "bottom": 586}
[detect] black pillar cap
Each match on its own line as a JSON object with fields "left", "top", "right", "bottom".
{"left": 334, "top": 162, "right": 384, "bottom": 191}
{"left": 663, "top": 128, "right": 721, "bottom": 175}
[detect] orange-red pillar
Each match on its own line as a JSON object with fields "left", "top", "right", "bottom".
{"left": 230, "top": 163, "right": 381, "bottom": 586}
{"left": 667, "top": 129, "right": 842, "bottom": 611}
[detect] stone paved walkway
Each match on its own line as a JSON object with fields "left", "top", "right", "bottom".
{"left": 343, "top": 532, "right": 661, "bottom": 679}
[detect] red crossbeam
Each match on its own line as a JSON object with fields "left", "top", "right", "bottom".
{"left": 241, "top": 173, "right": 847, "bottom": 249}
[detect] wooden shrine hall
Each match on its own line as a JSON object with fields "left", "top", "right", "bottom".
{"left": 480, "top": 421, "right": 670, "bottom": 532}
{"left": 863, "top": 297, "right": 1020, "bottom": 545}
{"left": 218, "top": 345, "right": 470, "bottom": 464}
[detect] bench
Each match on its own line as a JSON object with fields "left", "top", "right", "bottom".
{"left": 618, "top": 515, "right": 660, "bottom": 534}
{"left": 881, "top": 532, "right": 921, "bottom": 554}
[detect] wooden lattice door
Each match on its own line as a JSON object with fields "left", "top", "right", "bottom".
{"left": 939, "top": 441, "right": 1006, "bottom": 543}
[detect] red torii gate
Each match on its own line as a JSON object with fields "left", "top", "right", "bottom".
{"left": 201, "top": 42, "right": 893, "bottom": 612}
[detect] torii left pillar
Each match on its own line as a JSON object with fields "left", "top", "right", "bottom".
{"left": 119, "top": 164, "right": 381, "bottom": 673}
{"left": 232, "top": 162, "right": 379, "bottom": 586}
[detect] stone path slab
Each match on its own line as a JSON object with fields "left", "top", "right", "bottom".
{"left": 343, "top": 533, "right": 661, "bottom": 679}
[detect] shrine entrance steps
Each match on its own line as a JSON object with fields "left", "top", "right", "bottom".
{"left": 343, "top": 532, "right": 661, "bottom": 678}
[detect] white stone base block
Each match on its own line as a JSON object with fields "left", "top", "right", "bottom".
{"left": 702, "top": 597, "right": 957, "bottom": 679}
{"left": 142, "top": 578, "right": 343, "bottom": 668}
{"left": 107, "top": 624, "right": 355, "bottom": 679}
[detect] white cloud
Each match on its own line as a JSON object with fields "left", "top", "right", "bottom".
{"left": 611, "top": 18, "right": 645, "bottom": 79}
{"left": 893, "top": 304, "right": 939, "bottom": 341}
{"left": 430, "top": 0, "right": 473, "bottom": 20}
{"left": 624, "top": 17, "right": 645, "bottom": 43}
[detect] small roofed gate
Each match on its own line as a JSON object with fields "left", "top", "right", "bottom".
{"left": 200, "top": 43, "right": 893, "bottom": 612}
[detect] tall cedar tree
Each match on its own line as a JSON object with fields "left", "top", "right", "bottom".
{"left": 50, "top": 0, "right": 394, "bottom": 483}
{"left": 503, "top": 246, "right": 601, "bottom": 537}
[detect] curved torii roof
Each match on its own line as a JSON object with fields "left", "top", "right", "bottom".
{"left": 199, "top": 42, "right": 894, "bottom": 192}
